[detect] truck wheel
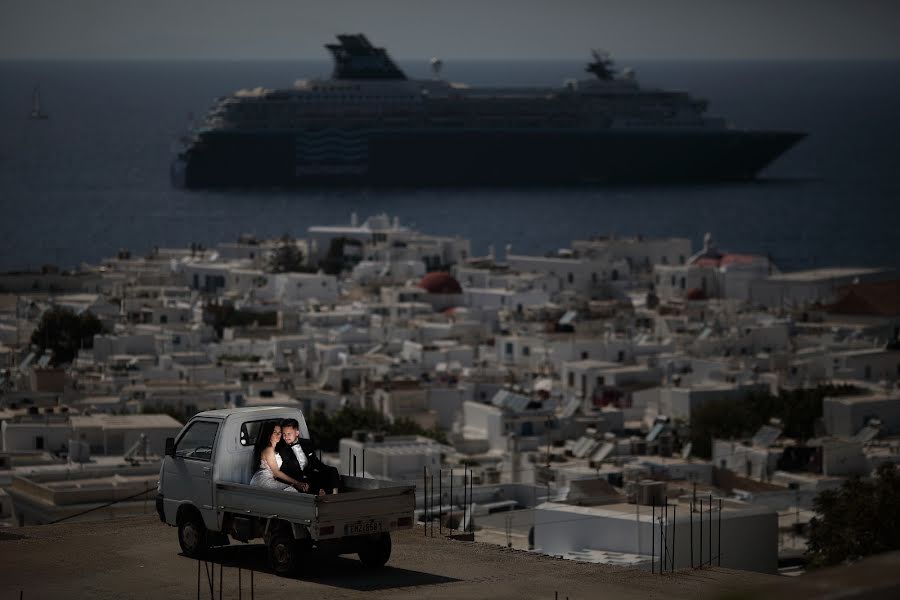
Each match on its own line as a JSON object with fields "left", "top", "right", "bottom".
{"left": 268, "top": 531, "right": 301, "bottom": 576}
{"left": 178, "top": 513, "right": 209, "bottom": 558}
{"left": 358, "top": 532, "right": 391, "bottom": 568}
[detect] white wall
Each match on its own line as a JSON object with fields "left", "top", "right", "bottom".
{"left": 535, "top": 501, "right": 777, "bottom": 573}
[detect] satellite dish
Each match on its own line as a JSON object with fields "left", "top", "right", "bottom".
{"left": 430, "top": 57, "right": 443, "bottom": 78}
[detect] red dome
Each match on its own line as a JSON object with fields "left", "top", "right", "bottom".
{"left": 418, "top": 272, "right": 462, "bottom": 294}
{"left": 686, "top": 288, "right": 707, "bottom": 301}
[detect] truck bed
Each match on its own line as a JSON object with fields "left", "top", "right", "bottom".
{"left": 215, "top": 476, "right": 415, "bottom": 539}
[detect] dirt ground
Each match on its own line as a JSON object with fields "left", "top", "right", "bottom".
{"left": 0, "top": 515, "right": 780, "bottom": 599}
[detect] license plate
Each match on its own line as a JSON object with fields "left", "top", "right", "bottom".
{"left": 344, "top": 520, "right": 382, "bottom": 536}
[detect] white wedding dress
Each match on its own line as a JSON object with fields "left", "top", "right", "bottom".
{"left": 249, "top": 452, "right": 297, "bottom": 492}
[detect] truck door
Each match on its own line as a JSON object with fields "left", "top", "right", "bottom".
{"left": 163, "top": 419, "right": 220, "bottom": 529}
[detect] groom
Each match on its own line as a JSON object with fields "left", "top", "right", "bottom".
{"left": 275, "top": 418, "right": 341, "bottom": 496}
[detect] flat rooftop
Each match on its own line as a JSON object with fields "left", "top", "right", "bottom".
{"left": 0, "top": 515, "right": 778, "bottom": 600}
{"left": 766, "top": 267, "right": 889, "bottom": 283}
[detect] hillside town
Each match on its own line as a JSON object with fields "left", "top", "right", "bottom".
{"left": 2, "top": 213, "right": 899, "bottom": 575}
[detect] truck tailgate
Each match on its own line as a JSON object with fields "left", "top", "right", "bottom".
{"left": 314, "top": 477, "right": 416, "bottom": 539}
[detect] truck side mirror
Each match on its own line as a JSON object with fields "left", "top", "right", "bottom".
{"left": 165, "top": 437, "right": 176, "bottom": 458}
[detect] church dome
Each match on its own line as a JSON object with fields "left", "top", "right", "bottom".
{"left": 418, "top": 272, "right": 462, "bottom": 294}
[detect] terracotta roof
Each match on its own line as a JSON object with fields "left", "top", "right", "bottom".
{"left": 827, "top": 280, "right": 900, "bottom": 316}
{"left": 692, "top": 254, "right": 763, "bottom": 268}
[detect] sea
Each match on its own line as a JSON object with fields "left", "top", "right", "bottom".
{"left": 1, "top": 59, "right": 899, "bottom": 273}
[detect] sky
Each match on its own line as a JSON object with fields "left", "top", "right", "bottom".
{"left": 2, "top": 0, "right": 899, "bottom": 60}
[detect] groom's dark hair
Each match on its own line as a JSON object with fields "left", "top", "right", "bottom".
{"left": 281, "top": 418, "right": 300, "bottom": 431}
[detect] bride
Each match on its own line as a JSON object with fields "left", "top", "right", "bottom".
{"left": 249, "top": 421, "right": 307, "bottom": 492}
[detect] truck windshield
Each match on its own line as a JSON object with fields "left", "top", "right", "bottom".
{"left": 175, "top": 421, "right": 219, "bottom": 461}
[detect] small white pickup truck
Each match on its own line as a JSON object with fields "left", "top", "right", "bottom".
{"left": 156, "top": 407, "right": 416, "bottom": 575}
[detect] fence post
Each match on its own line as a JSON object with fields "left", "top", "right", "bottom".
{"left": 690, "top": 500, "right": 694, "bottom": 568}
{"left": 439, "top": 469, "right": 442, "bottom": 535}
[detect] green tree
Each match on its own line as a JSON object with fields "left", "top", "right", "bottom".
{"left": 267, "top": 234, "right": 311, "bottom": 273}
{"left": 204, "top": 303, "right": 277, "bottom": 338}
{"left": 31, "top": 307, "right": 105, "bottom": 366}
{"left": 305, "top": 406, "right": 447, "bottom": 451}
{"left": 806, "top": 462, "right": 900, "bottom": 567}
{"left": 688, "top": 385, "right": 863, "bottom": 458}
{"left": 319, "top": 237, "right": 362, "bottom": 275}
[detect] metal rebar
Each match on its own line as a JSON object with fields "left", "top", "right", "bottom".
{"left": 439, "top": 469, "right": 442, "bottom": 535}
{"left": 672, "top": 504, "right": 677, "bottom": 571}
{"left": 449, "top": 468, "right": 454, "bottom": 535}
{"left": 470, "top": 469, "right": 474, "bottom": 533}
{"left": 347, "top": 447, "right": 351, "bottom": 476}
{"left": 462, "top": 465, "right": 467, "bottom": 533}
{"left": 659, "top": 512, "right": 664, "bottom": 573}
{"left": 423, "top": 466, "right": 427, "bottom": 536}
{"left": 197, "top": 560, "right": 200, "bottom": 600}
{"left": 251, "top": 569, "right": 255, "bottom": 600}
{"left": 219, "top": 561, "right": 223, "bottom": 600}
{"left": 664, "top": 497, "right": 669, "bottom": 573}
{"left": 651, "top": 501, "right": 655, "bottom": 574}
{"left": 431, "top": 474, "right": 435, "bottom": 537}
{"left": 353, "top": 454, "right": 357, "bottom": 477}
{"left": 718, "top": 498, "right": 722, "bottom": 567}
{"left": 362, "top": 448, "right": 365, "bottom": 478}
{"left": 698, "top": 498, "right": 703, "bottom": 568}
{"left": 708, "top": 494, "right": 712, "bottom": 567}
{"left": 690, "top": 500, "right": 694, "bottom": 568}
{"left": 238, "top": 568, "right": 242, "bottom": 600}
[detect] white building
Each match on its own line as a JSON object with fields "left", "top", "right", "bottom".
{"left": 823, "top": 394, "right": 900, "bottom": 437}
{"left": 749, "top": 267, "right": 895, "bottom": 309}
{"left": 69, "top": 414, "right": 183, "bottom": 456}
{"left": 534, "top": 496, "right": 777, "bottom": 573}
{"left": 338, "top": 434, "right": 442, "bottom": 481}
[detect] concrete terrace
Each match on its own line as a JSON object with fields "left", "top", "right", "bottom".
{"left": 0, "top": 514, "right": 778, "bottom": 600}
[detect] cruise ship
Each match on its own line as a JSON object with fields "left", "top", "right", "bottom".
{"left": 171, "top": 34, "right": 804, "bottom": 188}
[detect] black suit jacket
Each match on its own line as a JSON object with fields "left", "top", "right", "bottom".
{"left": 275, "top": 438, "right": 330, "bottom": 487}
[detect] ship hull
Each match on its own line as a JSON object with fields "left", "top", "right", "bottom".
{"left": 176, "top": 128, "right": 804, "bottom": 188}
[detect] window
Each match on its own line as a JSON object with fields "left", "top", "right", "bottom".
{"left": 35, "top": 436, "right": 44, "bottom": 450}
{"left": 239, "top": 419, "right": 277, "bottom": 447}
{"left": 596, "top": 376, "right": 605, "bottom": 387}
{"left": 581, "top": 351, "right": 589, "bottom": 360}
{"left": 175, "top": 421, "right": 219, "bottom": 461}
{"left": 522, "top": 346, "right": 530, "bottom": 357}
{"left": 567, "top": 273, "right": 574, "bottom": 284}
{"left": 568, "top": 372, "right": 574, "bottom": 387}
{"left": 505, "top": 342, "right": 513, "bottom": 355}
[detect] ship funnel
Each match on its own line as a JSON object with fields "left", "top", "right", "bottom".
{"left": 430, "top": 57, "right": 443, "bottom": 79}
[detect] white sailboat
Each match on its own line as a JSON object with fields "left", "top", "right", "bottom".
{"left": 29, "top": 86, "right": 48, "bottom": 120}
